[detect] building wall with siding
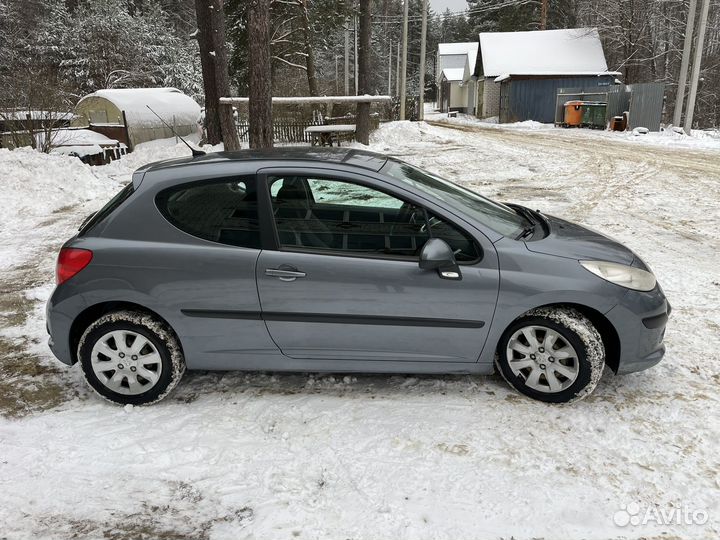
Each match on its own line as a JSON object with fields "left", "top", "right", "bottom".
{"left": 449, "top": 82, "right": 467, "bottom": 109}
{"left": 440, "top": 80, "right": 468, "bottom": 111}
{"left": 465, "top": 80, "right": 476, "bottom": 115}
{"left": 499, "top": 76, "right": 616, "bottom": 123}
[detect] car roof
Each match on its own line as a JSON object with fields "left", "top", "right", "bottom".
{"left": 135, "top": 147, "right": 389, "bottom": 175}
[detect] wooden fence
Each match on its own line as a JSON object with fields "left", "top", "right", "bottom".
{"left": 236, "top": 119, "right": 322, "bottom": 144}
{"left": 235, "top": 113, "right": 381, "bottom": 144}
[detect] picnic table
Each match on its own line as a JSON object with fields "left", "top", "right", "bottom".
{"left": 305, "top": 124, "right": 356, "bottom": 147}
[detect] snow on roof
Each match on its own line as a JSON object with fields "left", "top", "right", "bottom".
{"left": 465, "top": 49, "right": 478, "bottom": 83}
{"left": 438, "top": 42, "right": 479, "bottom": 57}
{"left": 51, "top": 129, "right": 120, "bottom": 147}
{"left": 34, "top": 129, "right": 122, "bottom": 152}
{"left": 51, "top": 144, "right": 105, "bottom": 157}
{"left": 437, "top": 42, "right": 479, "bottom": 83}
{"left": 0, "top": 110, "right": 74, "bottom": 121}
{"left": 479, "top": 28, "right": 609, "bottom": 78}
{"left": 77, "top": 88, "right": 201, "bottom": 128}
{"left": 441, "top": 68, "right": 465, "bottom": 82}
{"left": 493, "top": 70, "right": 618, "bottom": 83}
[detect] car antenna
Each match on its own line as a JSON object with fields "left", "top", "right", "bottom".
{"left": 145, "top": 105, "right": 205, "bottom": 157}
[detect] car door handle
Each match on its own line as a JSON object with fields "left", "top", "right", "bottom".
{"left": 265, "top": 267, "right": 306, "bottom": 281}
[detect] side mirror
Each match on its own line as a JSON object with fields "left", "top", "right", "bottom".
{"left": 419, "top": 238, "right": 461, "bottom": 280}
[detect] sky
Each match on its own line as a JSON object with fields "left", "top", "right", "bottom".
{"left": 430, "top": 0, "right": 468, "bottom": 13}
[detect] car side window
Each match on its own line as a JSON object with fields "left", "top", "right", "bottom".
{"left": 156, "top": 176, "right": 261, "bottom": 249}
{"left": 267, "top": 175, "right": 480, "bottom": 262}
{"left": 269, "top": 176, "right": 426, "bottom": 258}
{"left": 426, "top": 212, "right": 482, "bottom": 262}
{"left": 306, "top": 178, "right": 404, "bottom": 208}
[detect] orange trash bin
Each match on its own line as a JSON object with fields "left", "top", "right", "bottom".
{"left": 564, "top": 101, "right": 584, "bottom": 127}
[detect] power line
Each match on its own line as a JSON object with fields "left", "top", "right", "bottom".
{"left": 371, "top": 0, "right": 534, "bottom": 22}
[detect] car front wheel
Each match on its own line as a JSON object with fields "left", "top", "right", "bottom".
{"left": 77, "top": 310, "right": 185, "bottom": 405}
{"left": 495, "top": 307, "right": 605, "bottom": 403}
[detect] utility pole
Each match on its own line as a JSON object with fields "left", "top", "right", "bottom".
{"left": 354, "top": 13, "right": 359, "bottom": 95}
{"left": 388, "top": 41, "right": 392, "bottom": 96}
{"left": 395, "top": 42, "right": 400, "bottom": 95}
{"left": 417, "top": 0, "right": 428, "bottom": 121}
{"left": 399, "top": 0, "right": 409, "bottom": 119}
{"left": 540, "top": 0, "right": 548, "bottom": 30}
{"left": 335, "top": 56, "right": 339, "bottom": 95}
{"left": 344, "top": 21, "right": 350, "bottom": 95}
{"left": 673, "top": 0, "right": 697, "bottom": 127}
{"left": 356, "top": 0, "right": 371, "bottom": 144}
{"left": 684, "top": 0, "right": 710, "bottom": 133}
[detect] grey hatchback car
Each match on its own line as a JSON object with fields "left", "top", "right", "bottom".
{"left": 46, "top": 148, "right": 670, "bottom": 405}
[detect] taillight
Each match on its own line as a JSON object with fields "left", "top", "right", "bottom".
{"left": 56, "top": 248, "right": 93, "bottom": 285}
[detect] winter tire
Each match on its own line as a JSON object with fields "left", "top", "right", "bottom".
{"left": 78, "top": 310, "right": 185, "bottom": 405}
{"left": 495, "top": 307, "right": 605, "bottom": 403}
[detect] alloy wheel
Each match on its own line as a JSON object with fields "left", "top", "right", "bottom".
{"left": 505, "top": 325, "right": 580, "bottom": 393}
{"left": 90, "top": 330, "right": 163, "bottom": 395}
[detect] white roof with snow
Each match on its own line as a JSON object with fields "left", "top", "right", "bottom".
{"left": 36, "top": 128, "right": 126, "bottom": 157}
{"left": 478, "top": 28, "right": 611, "bottom": 78}
{"left": 0, "top": 110, "right": 74, "bottom": 121}
{"left": 437, "top": 42, "right": 478, "bottom": 83}
{"left": 438, "top": 42, "right": 479, "bottom": 57}
{"left": 50, "top": 129, "right": 120, "bottom": 147}
{"left": 441, "top": 68, "right": 465, "bottom": 82}
{"left": 77, "top": 88, "right": 201, "bottom": 128}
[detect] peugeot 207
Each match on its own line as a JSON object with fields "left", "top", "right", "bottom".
{"left": 46, "top": 148, "right": 670, "bottom": 405}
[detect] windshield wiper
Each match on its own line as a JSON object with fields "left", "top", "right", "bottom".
{"left": 507, "top": 203, "right": 540, "bottom": 240}
{"left": 516, "top": 223, "right": 535, "bottom": 240}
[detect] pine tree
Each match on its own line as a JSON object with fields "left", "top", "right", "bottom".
{"left": 248, "top": 0, "right": 273, "bottom": 148}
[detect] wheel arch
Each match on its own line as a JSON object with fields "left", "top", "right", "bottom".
{"left": 69, "top": 301, "right": 182, "bottom": 365}
{"left": 498, "top": 302, "right": 621, "bottom": 374}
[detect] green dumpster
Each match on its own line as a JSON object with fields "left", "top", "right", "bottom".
{"left": 581, "top": 101, "right": 607, "bottom": 129}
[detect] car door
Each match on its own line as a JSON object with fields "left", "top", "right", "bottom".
{"left": 149, "top": 174, "right": 280, "bottom": 368}
{"left": 255, "top": 168, "right": 499, "bottom": 363}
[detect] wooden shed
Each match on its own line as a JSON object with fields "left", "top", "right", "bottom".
{"left": 48, "top": 128, "right": 128, "bottom": 165}
{"left": 73, "top": 88, "right": 201, "bottom": 150}
{"left": 474, "top": 28, "right": 620, "bottom": 123}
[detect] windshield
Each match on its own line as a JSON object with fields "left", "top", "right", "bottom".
{"left": 382, "top": 160, "right": 530, "bottom": 238}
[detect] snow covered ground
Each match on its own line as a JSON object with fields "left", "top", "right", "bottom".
{"left": 1, "top": 120, "right": 719, "bottom": 539}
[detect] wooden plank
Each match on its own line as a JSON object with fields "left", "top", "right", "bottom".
{"left": 221, "top": 95, "right": 392, "bottom": 105}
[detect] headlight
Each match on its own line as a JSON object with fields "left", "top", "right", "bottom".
{"left": 580, "top": 260, "right": 656, "bottom": 291}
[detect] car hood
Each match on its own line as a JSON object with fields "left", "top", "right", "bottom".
{"left": 525, "top": 213, "right": 635, "bottom": 265}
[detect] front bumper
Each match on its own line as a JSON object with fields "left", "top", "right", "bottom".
{"left": 605, "top": 285, "right": 670, "bottom": 374}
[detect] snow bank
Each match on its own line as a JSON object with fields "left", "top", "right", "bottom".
{"left": 432, "top": 112, "right": 720, "bottom": 149}
{"left": 0, "top": 148, "right": 119, "bottom": 265}
{"left": 0, "top": 138, "right": 197, "bottom": 270}
{"left": 371, "top": 121, "right": 425, "bottom": 145}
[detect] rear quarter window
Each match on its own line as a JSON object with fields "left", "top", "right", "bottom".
{"left": 78, "top": 182, "right": 134, "bottom": 236}
{"left": 156, "top": 177, "right": 261, "bottom": 249}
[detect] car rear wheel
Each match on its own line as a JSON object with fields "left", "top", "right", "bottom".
{"left": 495, "top": 307, "right": 605, "bottom": 403}
{"left": 78, "top": 310, "right": 185, "bottom": 405}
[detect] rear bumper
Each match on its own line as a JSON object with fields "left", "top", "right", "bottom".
{"left": 46, "top": 286, "right": 78, "bottom": 366}
{"left": 606, "top": 286, "right": 670, "bottom": 374}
